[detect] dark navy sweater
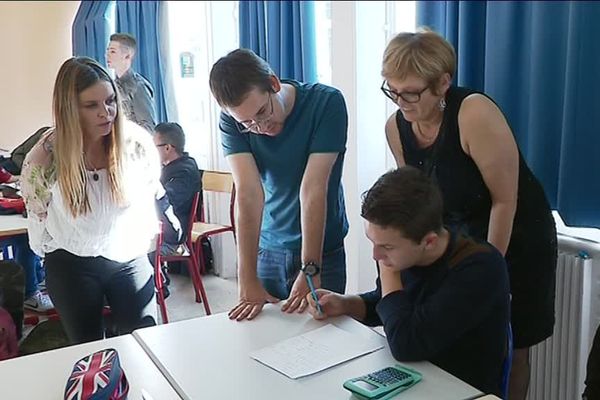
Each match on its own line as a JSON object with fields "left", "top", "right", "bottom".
{"left": 360, "top": 231, "right": 510, "bottom": 396}
{"left": 158, "top": 154, "right": 201, "bottom": 245}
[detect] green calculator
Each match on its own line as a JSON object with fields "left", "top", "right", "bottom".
{"left": 343, "top": 364, "right": 422, "bottom": 400}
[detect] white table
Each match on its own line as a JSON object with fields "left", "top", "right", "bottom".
{"left": 133, "top": 304, "right": 482, "bottom": 400}
{"left": 0, "top": 334, "right": 181, "bottom": 399}
{"left": 0, "top": 214, "right": 28, "bottom": 238}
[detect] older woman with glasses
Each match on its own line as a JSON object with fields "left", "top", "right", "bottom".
{"left": 381, "top": 29, "right": 557, "bottom": 400}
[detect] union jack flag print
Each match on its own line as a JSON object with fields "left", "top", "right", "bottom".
{"left": 64, "top": 348, "right": 129, "bottom": 400}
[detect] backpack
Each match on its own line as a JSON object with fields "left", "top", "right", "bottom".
{"left": 2, "top": 126, "right": 50, "bottom": 175}
{"left": 0, "top": 197, "right": 25, "bottom": 215}
{"left": 0, "top": 306, "right": 18, "bottom": 361}
{"left": 0, "top": 260, "right": 24, "bottom": 339}
{"left": 200, "top": 237, "right": 214, "bottom": 274}
{"left": 0, "top": 260, "right": 23, "bottom": 361}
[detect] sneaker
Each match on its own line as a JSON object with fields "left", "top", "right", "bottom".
{"left": 161, "top": 265, "right": 171, "bottom": 286}
{"left": 155, "top": 284, "right": 170, "bottom": 300}
{"left": 24, "top": 291, "right": 55, "bottom": 313}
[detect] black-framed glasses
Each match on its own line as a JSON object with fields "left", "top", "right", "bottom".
{"left": 237, "top": 93, "right": 274, "bottom": 134}
{"left": 380, "top": 81, "right": 429, "bottom": 103}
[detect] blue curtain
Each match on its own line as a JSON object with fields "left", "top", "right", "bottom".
{"left": 72, "top": 1, "right": 112, "bottom": 65}
{"left": 115, "top": 0, "right": 168, "bottom": 123}
{"left": 417, "top": 1, "right": 600, "bottom": 228}
{"left": 239, "top": 1, "right": 317, "bottom": 82}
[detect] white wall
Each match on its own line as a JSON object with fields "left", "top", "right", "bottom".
{"left": 205, "top": 1, "right": 240, "bottom": 278}
{"left": 331, "top": 2, "right": 397, "bottom": 294}
{"left": 0, "top": 1, "right": 80, "bottom": 151}
{"left": 331, "top": 2, "right": 359, "bottom": 293}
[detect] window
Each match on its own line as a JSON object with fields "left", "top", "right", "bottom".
{"left": 315, "top": 1, "right": 332, "bottom": 85}
{"left": 164, "top": 1, "right": 240, "bottom": 278}
{"left": 107, "top": 1, "right": 116, "bottom": 36}
{"left": 315, "top": 1, "right": 416, "bottom": 169}
{"left": 165, "top": 1, "right": 239, "bottom": 170}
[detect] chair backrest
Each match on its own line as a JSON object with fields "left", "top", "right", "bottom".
{"left": 202, "top": 171, "right": 234, "bottom": 193}
{"left": 198, "top": 170, "right": 235, "bottom": 226}
{"left": 185, "top": 192, "right": 201, "bottom": 246}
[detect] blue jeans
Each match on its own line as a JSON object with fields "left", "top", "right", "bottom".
{"left": 0, "top": 235, "right": 43, "bottom": 297}
{"left": 257, "top": 244, "right": 347, "bottom": 300}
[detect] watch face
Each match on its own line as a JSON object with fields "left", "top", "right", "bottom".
{"left": 303, "top": 263, "right": 319, "bottom": 276}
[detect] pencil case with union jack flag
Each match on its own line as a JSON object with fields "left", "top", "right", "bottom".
{"left": 64, "top": 348, "right": 129, "bottom": 400}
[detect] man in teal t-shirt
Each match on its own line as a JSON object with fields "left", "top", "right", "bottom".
{"left": 209, "top": 49, "right": 349, "bottom": 321}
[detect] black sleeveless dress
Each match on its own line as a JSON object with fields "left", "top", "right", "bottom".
{"left": 397, "top": 85, "right": 557, "bottom": 348}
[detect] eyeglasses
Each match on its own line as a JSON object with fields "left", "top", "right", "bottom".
{"left": 237, "top": 93, "right": 274, "bottom": 134}
{"left": 380, "top": 81, "right": 429, "bottom": 103}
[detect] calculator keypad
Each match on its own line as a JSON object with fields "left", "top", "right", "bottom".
{"left": 367, "top": 367, "right": 410, "bottom": 386}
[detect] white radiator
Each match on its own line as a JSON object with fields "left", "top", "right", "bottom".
{"left": 528, "top": 251, "right": 596, "bottom": 400}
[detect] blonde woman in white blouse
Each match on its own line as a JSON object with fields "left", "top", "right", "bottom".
{"left": 21, "top": 57, "right": 160, "bottom": 344}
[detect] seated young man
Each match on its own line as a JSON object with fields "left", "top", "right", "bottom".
{"left": 153, "top": 122, "right": 201, "bottom": 255}
{"left": 150, "top": 123, "right": 200, "bottom": 295}
{"left": 306, "top": 166, "right": 510, "bottom": 395}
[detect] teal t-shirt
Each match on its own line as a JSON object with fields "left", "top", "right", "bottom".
{"left": 220, "top": 80, "right": 349, "bottom": 251}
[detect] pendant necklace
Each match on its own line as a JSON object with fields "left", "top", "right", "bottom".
{"left": 85, "top": 155, "right": 100, "bottom": 181}
{"left": 415, "top": 121, "right": 438, "bottom": 144}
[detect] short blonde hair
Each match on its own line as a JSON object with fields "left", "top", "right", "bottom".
{"left": 53, "top": 57, "right": 126, "bottom": 217}
{"left": 382, "top": 29, "right": 456, "bottom": 93}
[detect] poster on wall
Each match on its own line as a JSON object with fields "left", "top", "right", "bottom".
{"left": 180, "top": 52, "right": 195, "bottom": 78}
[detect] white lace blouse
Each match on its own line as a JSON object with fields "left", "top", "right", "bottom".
{"left": 21, "top": 122, "right": 161, "bottom": 263}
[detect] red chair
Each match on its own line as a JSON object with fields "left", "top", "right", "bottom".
{"left": 191, "top": 170, "right": 236, "bottom": 275}
{"left": 157, "top": 192, "right": 211, "bottom": 315}
{"left": 153, "top": 225, "right": 169, "bottom": 323}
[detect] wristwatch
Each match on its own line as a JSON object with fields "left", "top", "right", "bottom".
{"left": 301, "top": 261, "right": 321, "bottom": 277}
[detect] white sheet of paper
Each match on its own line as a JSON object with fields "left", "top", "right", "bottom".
{"left": 249, "top": 324, "right": 384, "bottom": 379}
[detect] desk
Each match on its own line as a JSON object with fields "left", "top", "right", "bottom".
{"left": 133, "top": 304, "right": 482, "bottom": 400}
{"left": 0, "top": 214, "right": 28, "bottom": 238}
{"left": 0, "top": 334, "right": 181, "bottom": 399}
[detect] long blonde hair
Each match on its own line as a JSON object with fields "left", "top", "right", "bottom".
{"left": 52, "top": 57, "right": 126, "bottom": 217}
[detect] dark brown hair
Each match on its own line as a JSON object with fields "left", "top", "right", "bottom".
{"left": 361, "top": 166, "right": 443, "bottom": 243}
{"left": 209, "top": 49, "right": 274, "bottom": 107}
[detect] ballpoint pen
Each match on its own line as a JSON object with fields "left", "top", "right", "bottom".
{"left": 301, "top": 261, "right": 322, "bottom": 315}
{"left": 304, "top": 272, "right": 323, "bottom": 315}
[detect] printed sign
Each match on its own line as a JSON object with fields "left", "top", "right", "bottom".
{"left": 180, "top": 52, "right": 194, "bottom": 78}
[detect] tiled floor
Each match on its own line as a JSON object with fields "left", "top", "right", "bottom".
{"left": 164, "top": 272, "right": 239, "bottom": 322}
{"left": 20, "top": 272, "right": 239, "bottom": 348}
